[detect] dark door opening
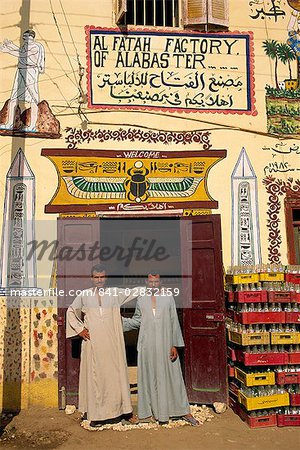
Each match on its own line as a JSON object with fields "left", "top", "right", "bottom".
{"left": 285, "top": 197, "right": 300, "bottom": 264}
{"left": 100, "top": 218, "right": 182, "bottom": 366}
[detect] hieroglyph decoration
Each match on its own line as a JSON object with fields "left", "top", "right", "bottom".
{"left": 231, "top": 148, "right": 261, "bottom": 266}
{"left": 0, "top": 149, "right": 36, "bottom": 289}
{"left": 42, "top": 149, "right": 226, "bottom": 213}
{"left": 263, "top": 176, "right": 300, "bottom": 263}
{"left": 86, "top": 27, "right": 256, "bottom": 115}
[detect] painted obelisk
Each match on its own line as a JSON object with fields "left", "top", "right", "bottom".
{"left": 0, "top": 148, "right": 36, "bottom": 289}
{"left": 231, "top": 147, "right": 261, "bottom": 266}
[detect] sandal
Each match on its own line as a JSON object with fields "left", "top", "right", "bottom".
{"left": 140, "top": 416, "right": 156, "bottom": 423}
{"left": 90, "top": 420, "right": 103, "bottom": 428}
{"left": 122, "top": 414, "right": 139, "bottom": 425}
{"left": 182, "top": 415, "right": 199, "bottom": 426}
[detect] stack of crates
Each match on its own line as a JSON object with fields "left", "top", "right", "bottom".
{"left": 226, "top": 265, "right": 300, "bottom": 428}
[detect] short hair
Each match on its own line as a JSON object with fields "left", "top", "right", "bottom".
{"left": 91, "top": 264, "right": 106, "bottom": 277}
{"left": 23, "top": 30, "right": 36, "bottom": 38}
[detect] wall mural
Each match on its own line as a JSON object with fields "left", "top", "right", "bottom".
{"left": 41, "top": 149, "right": 226, "bottom": 213}
{"left": 264, "top": 0, "right": 300, "bottom": 135}
{"left": 231, "top": 148, "right": 262, "bottom": 266}
{"left": 0, "top": 149, "right": 36, "bottom": 291}
{"left": 86, "top": 27, "right": 256, "bottom": 115}
{"left": 263, "top": 176, "right": 300, "bottom": 262}
{"left": 0, "top": 30, "right": 60, "bottom": 138}
{"left": 31, "top": 300, "right": 58, "bottom": 383}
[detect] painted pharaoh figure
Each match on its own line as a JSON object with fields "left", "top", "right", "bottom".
{"left": 0, "top": 30, "right": 60, "bottom": 137}
{"left": 0, "top": 30, "right": 44, "bottom": 131}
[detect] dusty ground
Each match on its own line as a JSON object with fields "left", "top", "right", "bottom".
{"left": 0, "top": 406, "right": 299, "bottom": 450}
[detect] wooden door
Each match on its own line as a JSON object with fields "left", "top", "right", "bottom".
{"left": 181, "top": 215, "right": 227, "bottom": 404}
{"left": 57, "top": 217, "right": 100, "bottom": 408}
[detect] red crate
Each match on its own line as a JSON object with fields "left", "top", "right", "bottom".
{"left": 290, "top": 393, "right": 300, "bottom": 406}
{"left": 237, "top": 404, "right": 277, "bottom": 428}
{"left": 236, "top": 350, "right": 288, "bottom": 366}
{"left": 226, "top": 308, "right": 235, "bottom": 320}
{"left": 286, "top": 273, "right": 300, "bottom": 284}
{"left": 229, "top": 381, "right": 240, "bottom": 398}
{"left": 234, "top": 291, "right": 268, "bottom": 303}
{"left": 268, "top": 291, "right": 297, "bottom": 303}
{"left": 226, "top": 291, "right": 234, "bottom": 303}
{"left": 234, "top": 311, "right": 286, "bottom": 324}
{"left": 276, "top": 371, "right": 300, "bottom": 385}
{"left": 288, "top": 352, "right": 300, "bottom": 364}
{"left": 277, "top": 414, "right": 300, "bottom": 427}
{"left": 227, "top": 346, "right": 237, "bottom": 362}
{"left": 286, "top": 312, "right": 300, "bottom": 323}
{"left": 228, "top": 364, "right": 235, "bottom": 377}
{"left": 229, "top": 396, "right": 237, "bottom": 411}
{"left": 229, "top": 394, "right": 239, "bottom": 414}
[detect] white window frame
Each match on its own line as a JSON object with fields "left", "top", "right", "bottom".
{"left": 115, "top": 0, "right": 127, "bottom": 24}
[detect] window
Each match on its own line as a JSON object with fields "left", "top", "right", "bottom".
{"left": 115, "top": 0, "right": 229, "bottom": 30}
{"left": 183, "top": 0, "right": 229, "bottom": 30}
{"left": 117, "top": 0, "right": 180, "bottom": 27}
{"left": 116, "top": 0, "right": 127, "bottom": 23}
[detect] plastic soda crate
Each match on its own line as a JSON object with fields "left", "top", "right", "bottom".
{"left": 276, "top": 371, "right": 300, "bottom": 385}
{"left": 235, "top": 367, "right": 275, "bottom": 386}
{"left": 234, "top": 291, "right": 267, "bottom": 303}
{"left": 229, "top": 330, "right": 270, "bottom": 346}
{"left": 259, "top": 273, "right": 285, "bottom": 282}
{"left": 238, "top": 391, "right": 289, "bottom": 411}
{"left": 277, "top": 414, "right": 300, "bottom": 427}
{"left": 237, "top": 404, "right": 277, "bottom": 428}
{"left": 270, "top": 332, "right": 300, "bottom": 345}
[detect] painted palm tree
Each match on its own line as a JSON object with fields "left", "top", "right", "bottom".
{"left": 262, "top": 40, "right": 279, "bottom": 89}
{"left": 277, "top": 42, "right": 296, "bottom": 80}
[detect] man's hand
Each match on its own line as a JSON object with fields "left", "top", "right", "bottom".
{"left": 170, "top": 346, "right": 178, "bottom": 362}
{"left": 79, "top": 328, "right": 90, "bottom": 341}
{"left": 0, "top": 43, "right": 9, "bottom": 53}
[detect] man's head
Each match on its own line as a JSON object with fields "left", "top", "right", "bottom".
{"left": 146, "top": 273, "right": 161, "bottom": 288}
{"left": 91, "top": 264, "right": 107, "bottom": 288}
{"left": 23, "top": 30, "right": 36, "bottom": 41}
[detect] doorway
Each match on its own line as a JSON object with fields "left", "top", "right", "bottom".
{"left": 285, "top": 197, "right": 300, "bottom": 264}
{"left": 57, "top": 215, "right": 227, "bottom": 408}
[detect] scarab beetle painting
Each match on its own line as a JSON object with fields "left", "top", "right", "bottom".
{"left": 125, "top": 161, "right": 150, "bottom": 203}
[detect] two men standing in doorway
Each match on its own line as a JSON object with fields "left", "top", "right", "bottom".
{"left": 66, "top": 265, "right": 198, "bottom": 427}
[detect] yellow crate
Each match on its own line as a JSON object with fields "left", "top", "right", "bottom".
{"left": 259, "top": 273, "right": 285, "bottom": 282}
{"left": 270, "top": 332, "right": 300, "bottom": 345}
{"left": 228, "top": 330, "right": 270, "bottom": 346}
{"left": 238, "top": 391, "right": 289, "bottom": 411}
{"left": 235, "top": 367, "right": 275, "bottom": 386}
{"left": 226, "top": 274, "right": 259, "bottom": 284}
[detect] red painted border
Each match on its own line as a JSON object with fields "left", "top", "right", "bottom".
{"left": 85, "top": 26, "right": 257, "bottom": 116}
{"left": 45, "top": 201, "right": 218, "bottom": 213}
{"left": 41, "top": 148, "right": 226, "bottom": 158}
